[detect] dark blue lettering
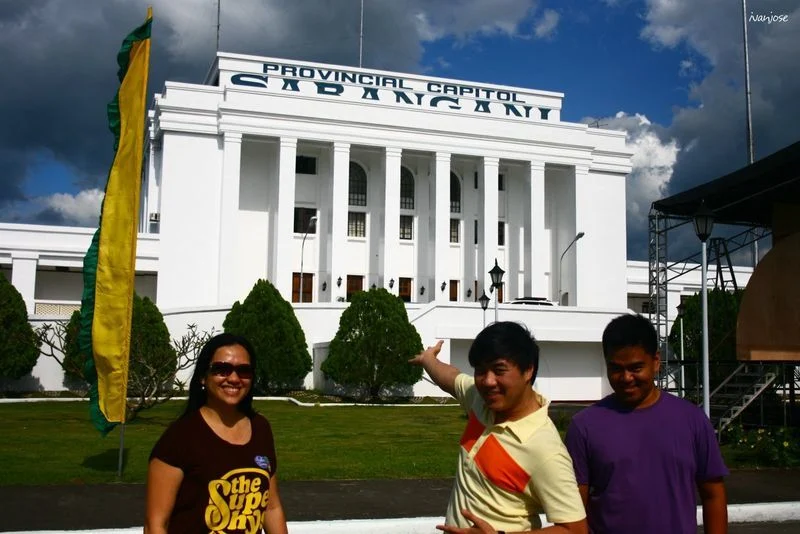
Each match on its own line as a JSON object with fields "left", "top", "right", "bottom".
{"left": 474, "top": 101, "right": 491, "bottom": 113}
{"left": 362, "top": 88, "right": 380, "bottom": 100}
{"left": 430, "top": 96, "right": 461, "bottom": 110}
{"left": 231, "top": 74, "right": 268, "bottom": 88}
{"left": 504, "top": 104, "right": 522, "bottom": 117}
{"left": 539, "top": 108, "right": 551, "bottom": 120}
{"left": 316, "top": 82, "right": 344, "bottom": 96}
{"left": 282, "top": 79, "right": 300, "bottom": 91}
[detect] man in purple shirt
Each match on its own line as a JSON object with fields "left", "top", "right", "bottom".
{"left": 565, "top": 314, "right": 728, "bottom": 534}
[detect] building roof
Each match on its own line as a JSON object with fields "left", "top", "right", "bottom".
{"left": 652, "top": 140, "right": 800, "bottom": 227}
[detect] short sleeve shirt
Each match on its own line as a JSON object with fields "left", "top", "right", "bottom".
{"left": 445, "top": 374, "right": 585, "bottom": 531}
{"left": 565, "top": 392, "right": 728, "bottom": 534}
{"left": 150, "top": 410, "right": 278, "bottom": 534}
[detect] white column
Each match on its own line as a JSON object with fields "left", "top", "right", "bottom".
{"left": 11, "top": 252, "right": 38, "bottom": 314}
{"left": 529, "top": 160, "right": 547, "bottom": 298}
{"left": 330, "top": 142, "right": 350, "bottom": 302}
{"left": 217, "top": 131, "right": 242, "bottom": 306}
{"left": 383, "top": 147, "right": 402, "bottom": 295}
{"left": 481, "top": 157, "right": 499, "bottom": 303}
{"left": 434, "top": 152, "right": 450, "bottom": 303}
{"left": 274, "top": 137, "right": 298, "bottom": 300}
{"left": 572, "top": 164, "right": 590, "bottom": 306}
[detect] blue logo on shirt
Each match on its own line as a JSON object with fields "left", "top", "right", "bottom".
{"left": 255, "top": 455, "right": 271, "bottom": 471}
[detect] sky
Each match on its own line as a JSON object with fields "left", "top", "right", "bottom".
{"left": 1, "top": 0, "right": 798, "bottom": 261}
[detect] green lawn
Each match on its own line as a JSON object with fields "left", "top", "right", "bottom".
{"left": 0, "top": 400, "right": 465, "bottom": 486}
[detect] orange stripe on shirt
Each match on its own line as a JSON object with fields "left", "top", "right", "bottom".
{"left": 460, "top": 411, "right": 485, "bottom": 453}
{"left": 473, "top": 434, "right": 530, "bottom": 494}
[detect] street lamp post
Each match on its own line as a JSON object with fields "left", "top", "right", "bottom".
{"left": 693, "top": 202, "right": 714, "bottom": 418}
{"left": 489, "top": 259, "right": 505, "bottom": 324}
{"left": 299, "top": 215, "right": 317, "bottom": 303}
{"left": 478, "top": 290, "right": 490, "bottom": 328}
{"left": 677, "top": 301, "right": 686, "bottom": 398}
{"left": 558, "top": 232, "right": 585, "bottom": 306}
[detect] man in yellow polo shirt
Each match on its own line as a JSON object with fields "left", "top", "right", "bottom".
{"left": 410, "top": 321, "right": 586, "bottom": 534}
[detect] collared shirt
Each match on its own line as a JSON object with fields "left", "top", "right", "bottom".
{"left": 445, "top": 374, "right": 586, "bottom": 532}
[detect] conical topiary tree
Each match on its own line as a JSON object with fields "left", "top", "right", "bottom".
{"left": 0, "top": 274, "right": 39, "bottom": 380}
{"left": 223, "top": 279, "right": 312, "bottom": 393}
{"left": 323, "top": 287, "right": 423, "bottom": 400}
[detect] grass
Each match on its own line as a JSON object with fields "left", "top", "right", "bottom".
{"left": 0, "top": 400, "right": 465, "bottom": 486}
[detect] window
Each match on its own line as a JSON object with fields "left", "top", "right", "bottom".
{"left": 498, "top": 221, "right": 505, "bottom": 246}
{"left": 348, "top": 211, "right": 366, "bottom": 237}
{"left": 498, "top": 284, "right": 504, "bottom": 303}
{"left": 292, "top": 273, "right": 313, "bottom": 303}
{"left": 349, "top": 162, "right": 367, "bottom": 206}
{"left": 474, "top": 220, "right": 479, "bottom": 245}
{"left": 450, "top": 219, "right": 460, "bottom": 243}
{"left": 400, "top": 167, "right": 414, "bottom": 209}
{"left": 399, "top": 277, "right": 412, "bottom": 302}
{"left": 346, "top": 275, "right": 363, "bottom": 302}
{"left": 400, "top": 215, "right": 413, "bottom": 240}
{"left": 293, "top": 207, "right": 317, "bottom": 234}
{"left": 450, "top": 172, "right": 461, "bottom": 213}
{"left": 449, "top": 280, "right": 459, "bottom": 302}
{"left": 296, "top": 156, "right": 317, "bottom": 175}
{"left": 474, "top": 171, "right": 478, "bottom": 189}
{"left": 641, "top": 301, "right": 654, "bottom": 314}
{"left": 498, "top": 173, "right": 505, "bottom": 191}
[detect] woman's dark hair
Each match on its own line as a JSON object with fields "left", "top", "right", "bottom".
{"left": 468, "top": 321, "right": 540, "bottom": 384}
{"left": 183, "top": 332, "right": 258, "bottom": 418}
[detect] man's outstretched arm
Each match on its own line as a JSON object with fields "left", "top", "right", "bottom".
{"left": 409, "top": 340, "right": 460, "bottom": 397}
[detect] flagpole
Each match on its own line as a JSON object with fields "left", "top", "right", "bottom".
{"left": 216, "top": 0, "right": 221, "bottom": 52}
{"left": 358, "top": 0, "right": 364, "bottom": 67}
{"left": 117, "top": 423, "right": 126, "bottom": 478}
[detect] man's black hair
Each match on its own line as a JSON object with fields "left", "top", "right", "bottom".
{"left": 468, "top": 321, "right": 539, "bottom": 383}
{"left": 602, "top": 313, "right": 658, "bottom": 359}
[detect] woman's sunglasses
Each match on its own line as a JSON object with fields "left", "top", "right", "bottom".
{"left": 208, "top": 362, "right": 254, "bottom": 379}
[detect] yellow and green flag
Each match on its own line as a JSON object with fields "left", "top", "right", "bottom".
{"left": 79, "top": 8, "right": 152, "bottom": 435}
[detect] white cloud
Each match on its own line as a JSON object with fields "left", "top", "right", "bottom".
{"left": 38, "top": 188, "right": 104, "bottom": 227}
{"left": 585, "top": 112, "right": 680, "bottom": 250}
{"left": 534, "top": 9, "right": 560, "bottom": 39}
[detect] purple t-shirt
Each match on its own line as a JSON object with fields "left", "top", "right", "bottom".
{"left": 565, "top": 392, "right": 728, "bottom": 534}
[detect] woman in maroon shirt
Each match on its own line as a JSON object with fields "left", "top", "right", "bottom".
{"left": 145, "top": 333, "right": 288, "bottom": 534}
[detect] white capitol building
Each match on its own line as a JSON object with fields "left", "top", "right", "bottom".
{"left": 0, "top": 53, "right": 752, "bottom": 399}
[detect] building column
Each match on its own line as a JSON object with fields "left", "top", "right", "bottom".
{"left": 330, "top": 142, "right": 350, "bottom": 302}
{"left": 573, "top": 164, "right": 590, "bottom": 307}
{"left": 434, "top": 152, "right": 450, "bottom": 303}
{"left": 274, "top": 137, "right": 298, "bottom": 300}
{"left": 217, "top": 131, "right": 242, "bottom": 306}
{"left": 529, "top": 160, "right": 547, "bottom": 298}
{"left": 11, "top": 252, "right": 38, "bottom": 315}
{"left": 383, "top": 147, "right": 402, "bottom": 295}
{"left": 481, "top": 157, "right": 499, "bottom": 304}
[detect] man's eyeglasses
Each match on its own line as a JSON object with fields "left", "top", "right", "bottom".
{"left": 208, "top": 362, "right": 254, "bottom": 379}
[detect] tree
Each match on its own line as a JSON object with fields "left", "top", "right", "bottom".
{"left": 669, "top": 288, "right": 745, "bottom": 392}
{"left": 322, "top": 287, "right": 423, "bottom": 400}
{"left": 223, "top": 279, "right": 312, "bottom": 393}
{"left": 0, "top": 275, "right": 39, "bottom": 380}
{"left": 38, "top": 296, "right": 213, "bottom": 420}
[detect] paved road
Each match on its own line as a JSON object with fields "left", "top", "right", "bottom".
{"left": 0, "top": 472, "right": 799, "bottom": 532}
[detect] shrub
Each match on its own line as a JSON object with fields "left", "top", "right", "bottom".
{"left": 223, "top": 279, "right": 312, "bottom": 393}
{"left": 722, "top": 424, "right": 800, "bottom": 467}
{"left": 126, "top": 294, "right": 177, "bottom": 400}
{"left": 0, "top": 274, "right": 39, "bottom": 380}
{"left": 322, "top": 287, "right": 423, "bottom": 400}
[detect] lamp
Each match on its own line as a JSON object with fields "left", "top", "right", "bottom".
{"left": 693, "top": 201, "right": 715, "bottom": 418}
{"left": 420, "top": 286, "right": 425, "bottom": 295}
{"left": 478, "top": 290, "right": 490, "bottom": 328}
{"left": 489, "top": 259, "right": 505, "bottom": 323}
{"left": 336, "top": 276, "right": 342, "bottom": 287}
{"left": 466, "top": 288, "right": 472, "bottom": 298}
{"left": 558, "top": 231, "right": 585, "bottom": 306}
{"left": 441, "top": 281, "right": 447, "bottom": 292}
{"left": 371, "top": 283, "right": 376, "bottom": 290}
{"left": 322, "top": 281, "right": 327, "bottom": 292}
{"left": 389, "top": 278, "right": 395, "bottom": 289}
{"left": 299, "top": 215, "right": 318, "bottom": 303}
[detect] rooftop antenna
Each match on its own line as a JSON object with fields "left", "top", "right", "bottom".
{"left": 216, "top": 0, "right": 221, "bottom": 53}
{"left": 741, "top": 0, "right": 758, "bottom": 265}
{"left": 358, "top": 0, "right": 364, "bottom": 67}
